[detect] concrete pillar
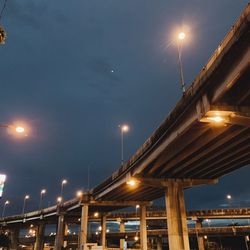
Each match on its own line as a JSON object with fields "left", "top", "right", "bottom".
{"left": 79, "top": 204, "right": 89, "bottom": 250}
{"left": 195, "top": 220, "right": 205, "bottom": 250}
{"left": 54, "top": 214, "right": 65, "bottom": 250}
{"left": 63, "top": 222, "right": 69, "bottom": 248}
{"left": 140, "top": 205, "right": 148, "bottom": 250}
{"left": 165, "top": 180, "right": 190, "bottom": 250}
{"left": 156, "top": 237, "right": 163, "bottom": 250}
{"left": 119, "top": 220, "right": 125, "bottom": 249}
{"left": 101, "top": 214, "right": 107, "bottom": 249}
{"left": 34, "top": 223, "right": 45, "bottom": 250}
{"left": 9, "top": 227, "right": 19, "bottom": 250}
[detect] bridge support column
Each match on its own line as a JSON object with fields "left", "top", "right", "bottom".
{"left": 140, "top": 205, "right": 148, "bottom": 250}
{"left": 9, "top": 227, "right": 19, "bottom": 250}
{"left": 34, "top": 223, "right": 45, "bottom": 250}
{"left": 63, "top": 222, "right": 69, "bottom": 248}
{"left": 156, "top": 237, "right": 163, "bottom": 250}
{"left": 79, "top": 204, "right": 89, "bottom": 250}
{"left": 195, "top": 220, "right": 205, "bottom": 250}
{"left": 119, "top": 220, "right": 125, "bottom": 249}
{"left": 165, "top": 180, "right": 190, "bottom": 250}
{"left": 54, "top": 214, "right": 65, "bottom": 250}
{"left": 101, "top": 214, "right": 107, "bottom": 249}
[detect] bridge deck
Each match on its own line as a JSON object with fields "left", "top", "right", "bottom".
{"left": 92, "top": 4, "right": 250, "bottom": 201}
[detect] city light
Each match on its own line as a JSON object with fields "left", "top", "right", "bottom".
{"left": 94, "top": 212, "right": 99, "bottom": 218}
{"left": 227, "top": 194, "right": 232, "bottom": 200}
{"left": 136, "top": 205, "right": 140, "bottom": 209}
{"left": 134, "top": 235, "right": 139, "bottom": 241}
{"left": 25, "top": 195, "right": 30, "bottom": 200}
{"left": 5, "top": 200, "right": 9, "bottom": 205}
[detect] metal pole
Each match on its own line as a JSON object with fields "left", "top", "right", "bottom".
{"left": 1, "top": 203, "right": 6, "bottom": 217}
{"left": 60, "top": 183, "right": 63, "bottom": 199}
{"left": 177, "top": 42, "right": 186, "bottom": 95}
{"left": 22, "top": 198, "right": 26, "bottom": 214}
{"left": 39, "top": 193, "right": 43, "bottom": 210}
{"left": 121, "top": 129, "right": 124, "bottom": 165}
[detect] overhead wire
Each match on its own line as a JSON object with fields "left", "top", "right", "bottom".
{"left": 0, "top": 0, "right": 8, "bottom": 22}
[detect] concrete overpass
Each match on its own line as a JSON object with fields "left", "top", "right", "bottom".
{"left": 1, "top": 3, "right": 250, "bottom": 250}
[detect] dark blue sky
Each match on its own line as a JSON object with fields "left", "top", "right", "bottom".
{"left": 0, "top": 0, "right": 249, "bottom": 214}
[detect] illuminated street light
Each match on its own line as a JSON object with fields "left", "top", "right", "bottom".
{"left": 1, "top": 200, "right": 9, "bottom": 218}
{"left": 119, "top": 124, "right": 130, "bottom": 165}
{"left": 15, "top": 126, "right": 25, "bottom": 133}
{"left": 227, "top": 194, "right": 232, "bottom": 200}
{"left": 0, "top": 123, "right": 27, "bottom": 136}
{"left": 94, "top": 212, "right": 99, "bottom": 218}
{"left": 22, "top": 195, "right": 30, "bottom": 214}
{"left": 39, "top": 189, "right": 46, "bottom": 210}
{"left": 176, "top": 31, "right": 187, "bottom": 95}
{"left": 126, "top": 178, "right": 139, "bottom": 187}
{"left": 134, "top": 235, "right": 139, "bottom": 241}
{"left": 57, "top": 196, "right": 62, "bottom": 203}
{"left": 60, "top": 179, "right": 68, "bottom": 200}
{"left": 76, "top": 190, "right": 83, "bottom": 198}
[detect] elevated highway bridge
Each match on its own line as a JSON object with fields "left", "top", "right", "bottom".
{"left": 1, "top": 3, "right": 250, "bottom": 250}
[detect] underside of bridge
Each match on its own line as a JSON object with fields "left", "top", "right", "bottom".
{"left": 1, "top": 4, "right": 250, "bottom": 250}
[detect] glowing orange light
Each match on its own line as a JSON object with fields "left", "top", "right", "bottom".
{"left": 178, "top": 32, "right": 186, "bottom": 40}
{"left": 15, "top": 126, "right": 25, "bottom": 133}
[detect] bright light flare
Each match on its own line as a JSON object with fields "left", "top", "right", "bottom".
{"left": 178, "top": 31, "right": 186, "bottom": 40}
{"left": 57, "top": 196, "right": 62, "bottom": 203}
{"left": 15, "top": 126, "right": 25, "bottom": 133}
{"left": 25, "top": 195, "right": 30, "bottom": 200}
{"left": 207, "top": 116, "right": 224, "bottom": 123}
{"left": 226, "top": 194, "right": 232, "bottom": 200}
{"left": 62, "top": 179, "right": 67, "bottom": 185}
{"left": 41, "top": 189, "right": 46, "bottom": 194}
{"left": 126, "top": 179, "right": 137, "bottom": 187}
{"left": 119, "top": 124, "right": 129, "bottom": 133}
{"left": 76, "top": 190, "right": 83, "bottom": 197}
{"left": 134, "top": 235, "right": 139, "bottom": 241}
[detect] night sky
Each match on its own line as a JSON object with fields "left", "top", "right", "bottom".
{"left": 0, "top": 0, "right": 249, "bottom": 215}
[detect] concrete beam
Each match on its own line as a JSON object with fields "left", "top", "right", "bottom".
{"left": 134, "top": 176, "right": 218, "bottom": 189}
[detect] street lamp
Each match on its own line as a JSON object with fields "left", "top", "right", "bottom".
{"left": 1, "top": 200, "right": 9, "bottom": 217}
{"left": 60, "top": 179, "right": 67, "bottom": 200}
{"left": 119, "top": 124, "right": 129, "bottom": 165}
{"left": 0, "top": 124, "right": 26, "bottom": 135}
{"left": 57, "top": 196, "right": 62, "bottom": 204}
{"left": 176, "top": 31, "right": 187, "bottom": 95}
{"left": 22, "top": 195, "right": 30, "bottom": 214}
{"left": 226, "top": 194, "right": 232, "bottom": 207}
{"left": 39, "top": 189, "right": 46, "bottom": 209}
